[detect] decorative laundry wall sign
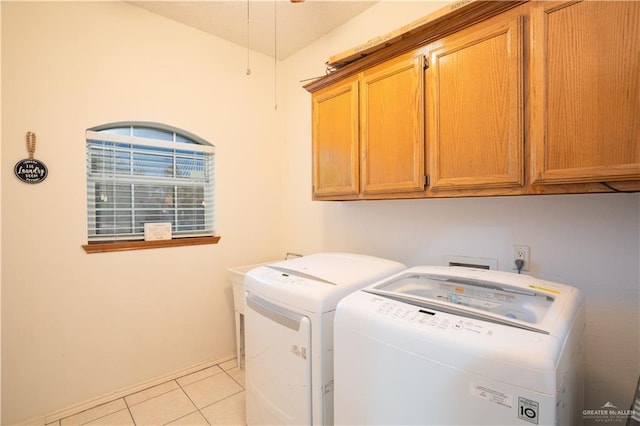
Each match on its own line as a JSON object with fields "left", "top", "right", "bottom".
{"left": 14, "top": 131, "right": 48, "bottom": 184}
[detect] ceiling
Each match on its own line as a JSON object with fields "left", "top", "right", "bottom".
{"left": 130, "top": 0, "right": 378, "bottom": 60}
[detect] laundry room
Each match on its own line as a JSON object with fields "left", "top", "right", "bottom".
{"left": 1, "top": 1, "right": 639, "bottom": 425}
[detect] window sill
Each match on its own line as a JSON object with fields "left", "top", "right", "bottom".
{"left": 82, "top": 236, "right": 221, "bottom": 254}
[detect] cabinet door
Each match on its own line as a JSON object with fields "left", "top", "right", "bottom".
{"left": 426, "top": 15, "right": 524, "bottom": 191}
{"left": 530, "top": 1, "right": 640, "bottom": 184}
{"left": 360, "top": 52, "right": 425, "bottom": 195}
{"left": 312, "top": 76, "right": 360, "bottom": 198}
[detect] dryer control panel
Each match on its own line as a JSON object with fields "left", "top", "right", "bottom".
{"left": 257, "top": 267, "right": 313, "bottom": 287}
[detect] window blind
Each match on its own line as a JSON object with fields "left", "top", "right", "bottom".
{"left": 86, "top": 128, "right": 215, "bottom": 242}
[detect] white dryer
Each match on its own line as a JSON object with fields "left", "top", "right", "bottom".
{"left": 334, "top": 266, "right": 585, "bottom": 426}
{"left": 244, "top": 252, "right": 405, "bottom": 426}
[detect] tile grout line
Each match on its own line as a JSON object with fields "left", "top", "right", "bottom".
{"left": 222, "top": 368, "right": 246, "bottom": 391}
{"left": 53, "top": 360, "right": 242, "bottom": 426}
{"left": 117, "top": 363, "right": 228, "bottom": 424}
{"left": 127, "top": 383, "right": 178, "bottom": 408}
{"left": 173, "top": 379, "right": 212, "bottom": 426}
{"left": 197, "top": 389, "right": 245, "bottom": 413}
{"left": 60, "top": 399, "right": 128, "bottom": 426}
{"left": 44, "top": 356, "right": 234, "bottom": 424}
{"left": 175, "top": 366, "right": 225, "bottom": 388}
{"left": 122, "top": 395, "right": 136, "bottom": 426}
{"left": 128, "top": 365, "right": 222, "bottom": 409}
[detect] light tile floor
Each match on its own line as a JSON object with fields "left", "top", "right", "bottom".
{"left": 47, "top": 359, "right": 246, "bottom": 426}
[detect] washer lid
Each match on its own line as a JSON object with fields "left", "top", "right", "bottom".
{"left": 365, "top": 266, "right": 581, "bottom": 335}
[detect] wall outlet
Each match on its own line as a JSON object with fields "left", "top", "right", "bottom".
{"left": 512, "top": 245, "right": 530, "bottom": 272}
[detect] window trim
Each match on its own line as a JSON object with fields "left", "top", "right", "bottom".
{"left": 85, "top": 130, "right": 215, "bottom": 154}
{"left": 89, "top": 121, "right": 213, "bottom": 148}
{"left": 84, "top": 122, "right": 219, "bottom": 252}
{"left": 82, "top": 235, "right": 220, "bottom": 254}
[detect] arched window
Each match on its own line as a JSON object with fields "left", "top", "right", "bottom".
{"left": 85, "top": 122, "right": 215, "bottom": 244}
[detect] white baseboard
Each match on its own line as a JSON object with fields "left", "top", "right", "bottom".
{"left": 19, "top": 353, "right": 237, "bottom": 426}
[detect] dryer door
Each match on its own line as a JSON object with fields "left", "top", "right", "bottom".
{"left": 245, "top": 293, "right": 312, "bottom": 426}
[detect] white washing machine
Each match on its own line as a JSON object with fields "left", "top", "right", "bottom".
{"left": 334, "top": 266, "right": 585, "bottom": 426}
{"left": 244, "top": 252, "right": 406, "bottom": 426}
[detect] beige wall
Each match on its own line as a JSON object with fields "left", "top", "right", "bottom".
{"left": 1, "top": 2, "right": 286, "bottom": 423}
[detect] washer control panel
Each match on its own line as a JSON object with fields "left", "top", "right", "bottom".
{"left": 371, "top": 296, "right": 495, "bottom": 336}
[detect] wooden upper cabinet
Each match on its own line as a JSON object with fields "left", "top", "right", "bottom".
{"left": 530, "top": 0, "right": 640, "bottom": 185}
{"left": 312, "top": 76, "right": 359, "bottom": 198}
{"left": 360, "top": 52, "right": 425, "bottom": 195}
{"left": 426, "top": 13, "right": 524, "bottom": 191}
{"left": 308, "top": 1, "right": 640, "bottom": 201}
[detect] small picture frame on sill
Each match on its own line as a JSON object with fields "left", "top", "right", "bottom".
{"left": 144, "top": 223, "right": 172, "bottom": 241}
